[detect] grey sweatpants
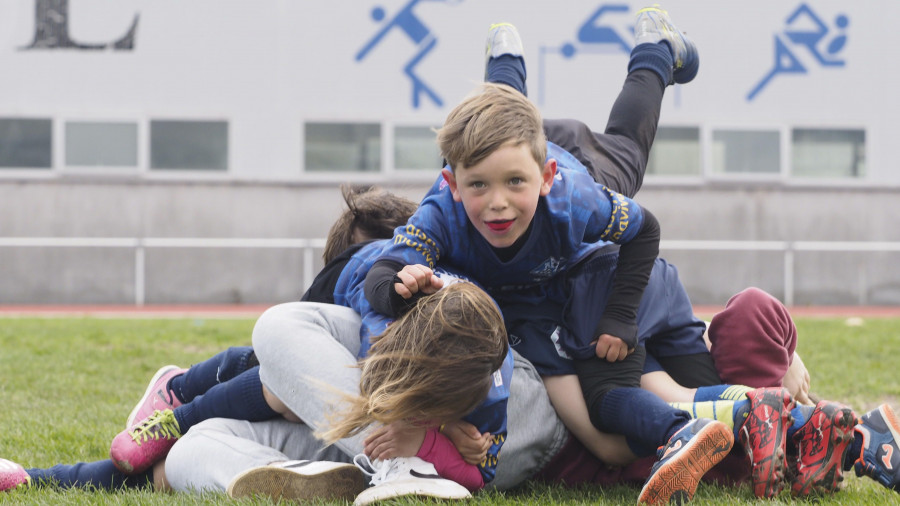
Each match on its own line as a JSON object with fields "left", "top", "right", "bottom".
{"left": 165, "top": 302, "right": 567, "bottom": 493}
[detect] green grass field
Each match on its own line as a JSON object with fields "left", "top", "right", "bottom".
{"left": 1, "top": 316, "right": 899, "bottom": 505}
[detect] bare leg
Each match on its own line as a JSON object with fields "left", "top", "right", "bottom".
{"left": 542, "top": 375, "right": 636, "bottom": 467}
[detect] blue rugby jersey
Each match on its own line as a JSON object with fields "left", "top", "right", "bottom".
{"left": 371, "top": 142, "right": 649, "bottom": 358}
{"left": 333, "top": 246, "right": 512, "bottom": 485}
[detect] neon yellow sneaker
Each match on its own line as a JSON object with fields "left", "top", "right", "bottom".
{"left": 634, "top": 5, "right": 698, "bottom": 84}
{"left": 484, "top": 23, "right": 523, "bottom": 75}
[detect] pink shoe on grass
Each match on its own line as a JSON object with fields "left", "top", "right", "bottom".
{"left": 111, "top": 409, "right": 182, "bottom": 474}
{"left": 0, "top": 459, "right": 29, "bottom": 492}
{"left": 126, "top": 365, "right": 186, "bottom": 428}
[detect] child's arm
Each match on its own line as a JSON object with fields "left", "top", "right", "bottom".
{"left": 440, "top": 420, "right": 492, "bottom": 465}
{"left": 364, "top": 183, "right": 460, "bottom": 318}
{"left": 592, "top": 189, "right": 660, "bottom": 354}
{"left": 363, "top": 422, "right": 484, "bottom": 491}
{"left": 365, "top": 261, "right": 444, "bottom": 318}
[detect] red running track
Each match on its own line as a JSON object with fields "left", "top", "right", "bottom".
{"left": 0, "top": 304, "right": 898, "bottom": 318}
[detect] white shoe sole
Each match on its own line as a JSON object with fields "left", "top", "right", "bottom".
{"left": 354, "top": 476, "right": 471, "bottom": 506}
{"left": 227, "top": 462, "right": 366, "bottom": 502}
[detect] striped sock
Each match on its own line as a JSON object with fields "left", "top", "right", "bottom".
{"left": 671, "top": 398, "right": 752, "bottom": 440}
{"left": 694, "top": 384, "right": 754, "bottom": 402}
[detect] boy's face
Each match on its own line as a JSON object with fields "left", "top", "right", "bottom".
{"left": 442, "top": 143, "right": 556, "bottom": 249}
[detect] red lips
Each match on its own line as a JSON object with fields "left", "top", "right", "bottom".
{"left": 486, "top": 220, "right": 513, "bottom": 232}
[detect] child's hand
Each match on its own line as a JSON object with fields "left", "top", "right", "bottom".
{"left": 783, "top": 352, "right": 812, "bottom": 405}
{"left": 594, "top": 334, "right": 630, "bottom": 362}
{"left": 363, "top": 421, "right": 427, "bottom": 461}
{"left": 440, "top": 420, "right": 491, "bottom": 465}
{"left": 393, "top": 264, "right": 444, "bottom": 299}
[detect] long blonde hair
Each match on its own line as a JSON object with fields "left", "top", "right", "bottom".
{"left": 319, "top": 282, "right": 508, "bottom": 442}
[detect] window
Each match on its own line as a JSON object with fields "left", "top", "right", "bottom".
{"left": 647, "top": 127, "right": 701, "bottom": 176}
{"left": 711, "top": 129, "right": 780, "bottom": 174}
{"left": 395, "top": 125, "right": 441, "bottom": 170}
{"left": 305, "top": 122, "right": 380, "bottom": 172}
{"left": 0, "top": 118, "right": 52, "bottom": 169}
{"left": 65, "top": 121, "right": 138, "bottom": 167}
{"left": 792, "top": 128, "right": 865, "bottom": 178}
{"left": 150, "top": 120, "right": 228, "bottom": 171}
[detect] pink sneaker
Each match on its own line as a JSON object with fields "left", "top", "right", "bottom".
{"left": 0, "top": 459, "right": 29, "bottom": 492}
{"left": 126, "top": 365, "right": 186, "bottom": 428}
{"left": 111, "top": 409, "right": 182, "bottom": 474}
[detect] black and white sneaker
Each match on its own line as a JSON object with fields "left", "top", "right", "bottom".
{"left": 353, "top": 455, "right": 471, "bottom": 505}
{"left": 226, "top": 460, "right": 366, "bottom": 502}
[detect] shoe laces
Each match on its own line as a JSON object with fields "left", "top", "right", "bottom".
{"left": 129, "top": 409, "right": 181, "bottom": 444}
{"left": 353, "top": 455, "right": 417, "bottom": 486}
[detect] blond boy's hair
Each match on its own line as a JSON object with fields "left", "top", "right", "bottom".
{"left": 319, "top": 282, "right": 508, "bottom": 442}
{"left": 436, "top": 82, "right": 547, "bottom": 171}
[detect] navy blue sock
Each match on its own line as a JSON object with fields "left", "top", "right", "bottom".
{"left": 486, "top": 54, "right": 527, "bottom": 96}
{"left": 26, "top": 460, "right": 152, "bottom": 490}
{"left": 173, "top": 366, "right": 277, "bottom": 433}
{"left": 598, "top": 387, "right": 692, "bottom": 457}
{"left": 786, "top": 404, "right": 816, "bottom": 440}
{"left": 628, "top": 42, "right": 673, "bottom": 87}
{"left": 170, "top": 346, "right": 256, "bottom": 403}
{"left": 732, "top": 399, "right": 751, "bottom": 440}
{"left": 843, "top": 432, "right": 863, "bottom": 471}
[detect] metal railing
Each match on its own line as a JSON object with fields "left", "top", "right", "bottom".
{"left": 0, "top": 237, "right": 326, "bottom": 306}
{"left": 660, "top": 240, "right": 900, "bottom": 306}
{"left": 2, "top": 237, "right": 899, "bottom": 306}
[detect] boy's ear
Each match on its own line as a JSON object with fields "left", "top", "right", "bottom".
{"left": 540, "top": 159, "right": 557, "bottom": 196}
{"left": 441, "top": 168, "right": 463, "bottom": 202}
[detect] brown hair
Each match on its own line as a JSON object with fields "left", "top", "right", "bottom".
{"left": 322, "top": 185, "right": 417, "bottom": 264}
{"left": 319, "top": 282, "right": 508, "bottom": 442}
{"left": 436, "top": 82, "right": 546, "bottom": 171}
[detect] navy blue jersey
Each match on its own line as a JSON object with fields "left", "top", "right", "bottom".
{"left": 334, "top": 243, "right": 512, "bottom": 484}
{"left": 373, "top": 143, "right": 648, "bottom": 358}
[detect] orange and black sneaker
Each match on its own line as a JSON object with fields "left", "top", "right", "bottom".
{"left": 637, "top": 418, "right": 734, "bottom": 504}
{"left": 853, "top": 403, "right": 900, "bottom": 493}
{"left": 788, "top": 400, "right": 857, "bottom": 496}
{"left": 739, "top": 387, "right": 795, "bottom": 498}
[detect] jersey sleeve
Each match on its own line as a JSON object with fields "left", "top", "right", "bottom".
{"left": 593, "top": 185, "right": 646, "bottom": 245}
{"left": 377, "top": 197, "right": 449, "bottom": 269}
{"left": 461, "top": 348, "right": 514, "bottom": 484}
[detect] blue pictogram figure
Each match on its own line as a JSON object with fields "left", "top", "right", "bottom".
{"left": 357, "top": 0, "right": 458, "bottom": 109}
{"left": 538, "top": 4, "right": 632, "bottom": 105}
{"left": 747, "top": 3, "right": 848, "bottom": 101}
{"left": 572, "top": 4, "right": 633, "bottom": 55}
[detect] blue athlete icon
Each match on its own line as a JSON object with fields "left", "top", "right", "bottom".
{"left": 356, "top": 0, "right": 460, "bottom": 109}
{"left": 536, "top": 4, "right": 633, "bottom": 105}
{"left": 747, "top": 3, "right": 848, "bottom": 101}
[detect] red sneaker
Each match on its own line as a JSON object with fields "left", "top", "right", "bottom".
{"left": 111, "top": 409, "right": 182, "bottom": 474}
{"left": 126, "top": 365, "right": 186, "bottom": 428}
{"left": 0, "top": 459, "right": 29, "bottom": 492}
{"left": 739, "top": 387, "right": 795, "bottom": 498}
{"left": 789, "top": 400, "right": 857, "bottom": 496}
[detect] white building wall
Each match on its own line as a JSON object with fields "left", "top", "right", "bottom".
{"left": 1, "top": 0, "right": 898, "bottom": 305}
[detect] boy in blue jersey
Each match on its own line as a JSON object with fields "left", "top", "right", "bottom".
{"left": 361, "top": 7, "right": 751, "bottom": 503}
